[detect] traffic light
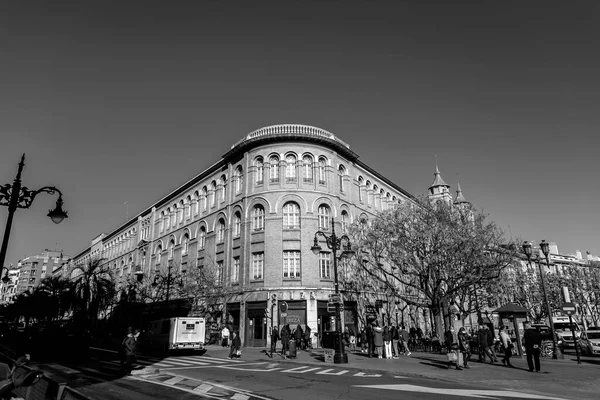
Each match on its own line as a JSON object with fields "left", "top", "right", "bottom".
{"left": 271, "top": 293, "right": 277, "bottom": 307}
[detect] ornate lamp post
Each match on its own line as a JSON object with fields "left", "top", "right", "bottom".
{"left": 522, "top": 240, "right": 559, "bottom": 359}
{"left": 0, "top": 154, "right": 68, "bottom": 270}
{"left": 310, "top": 217, "right": 355, "bottom": 364}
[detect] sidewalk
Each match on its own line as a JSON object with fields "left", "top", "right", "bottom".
{"left": 199, "top": 345, "right": 598, "bottom": 400}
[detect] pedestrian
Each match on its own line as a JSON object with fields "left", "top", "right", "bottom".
{"left": 485, "top": 325, "right": 499, "bottom": 362}
{"left": 367, "top": 322, "right": 375, "bottom": 358}
{"left": 360, "top": 327, "right": 368, "bottom": 354}
{"left": 270, "top": 326, "right": 279, "bottom": 356}
{"left": 523, "top": 321, "right": 542, "bottom": 373}
{"left": 383, "top": 326, "right": 392, "bottom": 359}
{"left": 348, "top": 326, "right": 357, "bottom": 353}
{"left": 499, "top": 326, "right": 514, "bottom": 367}
{"left": 390, "top": 325, "right": 399, "bottom": 359}
{"left": 373, "top": 323, "right": 383, "bottom": 359}
{"left": 221, "top": 326, "right": 230, "bottom": 348}
{"left": 457, "top": 327, "right": 471, "bottom": 369}
{"left": 478, "top": 324, "right": 496, "bottom": 363}
{"left": 445, "top": 326, "right": 462, "bottom": 370}
{"left": 122, "top": 327, "right": 139, "bottom": 376}
{"left": 280, "top": 324, "right": 290, "bottom": 359}
{"left": 294, "top": 324, "right": 304, "bottom": 349}
{"left": 399, "top": 325, "right": 411, "bottom": 356}
{"left": 228, "top": 331, "right": 241, "bottom": 359}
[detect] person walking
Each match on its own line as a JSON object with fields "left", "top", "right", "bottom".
{"left": 270, "top": 326, "right": 279, "bottom": 357}
{"left": 485, "top": 325, "right": 499, "bottom": 362}
{"left": 499, "top": 326, "right": 514, "bottom": 367}
{"left": 458, "top": 327, "right": 471, "bottom": 369}
{"left": 122, "top": 327, "right": 139, "bottom": 376}
{"left": 390, "top": 325, "right": 399, "bottom": 359}
{"left": 367, "top": 323, "right": 375, "bottom": 358}
{"left": 304, "top": 325, "right": 312, "bottom": 350}
{"left": 294, "top": 324, "right": 304, "bottom": 349}
{"left": 478, "top": 325, "right": 496, "bottom": 363}
{"left": 348, "top": 326, "right": 357, "bottom": 353}
{"left": 360, "top": 327, "right": 368, "bottom": 354}
{"left": 444, "top": 326, "right": 462, "bottom": 370}
{"left": 373, "top": 323, "right": 384, "bottom": 358}
{"left": 228, "top": 331, "right": 241, "bottom": 359}
{"left": 523, "top": 321, "right": 542, "bottom": 373}
{"left": 399, "top": 325, "right": 411, "bottom": 356}
{"left": 280, "top": 324, "right": 290, "bottom": 359}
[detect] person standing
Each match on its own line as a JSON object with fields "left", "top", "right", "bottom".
{"left": 382, "top": 326, "right": 392, "bottom": 359}
{"left": 523, "top": 321, "right": 542, "bottom": 373}
{"left": 367, "top": 323, "right": 375, "bottom": 358}
{"left": 122, "top": 328, "right": 139, "bottom": 376}
{"left": 390, "top": 325, "right": 399, "bottom": 359}
{"left": 499, "top": 326, "right": 514, "bottom": 367}
{"left": 280, "top": 324, "right": 290, "bottom": 359}
{"left": 478, "top": 325, "right": 496, "bottom": 363}
{"left": 373, "top": 323, "right": 383, "bottom": 359}
{"left": 304, "top": 325, "right": 312, "bottom": 350}
{"left": 294, "top": 324, "right": 304, "bottom": 349}
{"left": 221, "top": 326, "right": 230, "bottom": 348}
{"left": 270, "top": 326, "right": 279, "bottom": 357}
{"left": 399, "top": 325, "right": 411, "bottom": 356}
{"left": 228, "top": 331, "right": 241, "bottom": 359}
{"left": 348, "top": 326, "right": 357, "bottom": 353}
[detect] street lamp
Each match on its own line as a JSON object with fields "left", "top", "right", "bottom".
{"left": 522, "top": 240, "right": 559, "bottom": 360}
{"left": 310, "top": 217, "right": 355, "bottom": 364}
{"left": 0, "top": 154, "right": 68, "bottom": 270}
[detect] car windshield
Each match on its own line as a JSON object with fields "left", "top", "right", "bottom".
{"left": 586, "top": 332, "right": 600, "bottom": 339}
{"left": 554, "top": 323, "right": 579, "bottom": 331}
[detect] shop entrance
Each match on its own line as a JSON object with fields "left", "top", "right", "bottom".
{"left": 246, "top": 302, "right": 267, "bottom": 347}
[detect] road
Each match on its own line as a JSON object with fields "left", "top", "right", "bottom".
{"left": 66, "top": 349, "right": 570, "bottom": 400}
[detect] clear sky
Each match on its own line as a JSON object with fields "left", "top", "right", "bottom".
{"left": 1, "top": 0, "right": 598, "bottom": 266}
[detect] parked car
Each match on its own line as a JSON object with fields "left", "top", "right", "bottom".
{"left": 580, "top": 329, "right": 600, "bottom": 356}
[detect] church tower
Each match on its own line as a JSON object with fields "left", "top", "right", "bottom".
{"left": 454, "top": 183, "right": 471, "bottom": 210}
{"left": 428, "top": 165, "right": 452, "bottom": 205}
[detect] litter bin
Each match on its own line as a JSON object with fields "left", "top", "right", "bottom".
{"left": 288, "top": 339, "right": 297, "bottom": 358}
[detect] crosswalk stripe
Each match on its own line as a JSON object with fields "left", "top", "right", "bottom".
{"left": 193, "top": 383, "right": 214, "bottom": 393}
{"left": 152, "top": 360, "right": 196, "bottom": 366}
{"left": 316, "top": 369, "right": 348, "bottom": 376}
{"left": 163, "top": 376, "right": 186, "bottom": 385}
{"left": 176, "top": 356, "right": 228, "bottom": 364}
{"left": 231, "top": 394, "right": 250, "bottom": 400}
{"left": 281, "top": 366, "right": 321, "bottom": 373}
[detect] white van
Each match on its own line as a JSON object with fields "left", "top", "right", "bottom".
{"left": 146, "top": 317, "right": 206, "bottom": 352}
{"left": 552, "top": 316, "right": 581, "bottom": 349}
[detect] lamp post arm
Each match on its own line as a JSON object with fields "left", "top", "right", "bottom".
{"left": 17, "top": 186, "right": 64, "bottom": 210}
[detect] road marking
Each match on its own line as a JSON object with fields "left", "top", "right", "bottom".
{"left": 353, "top": 372, "right": 382, "bottom": 377}
{"left": 231, "top": 394, "right": 250, "bottom": 400}
{"left": 281, "top": 366, "right": 322, "bottom": 373}
{"left": 163, "top": 376, "right": 186, "bottom": 385}
{"left": 352, "top": 384, "right": 568, "bottom": 399}
{"left": 315, "top": 369, "right": 348, "bottom": 376}
{"left": 167, "top": 362, "right": 269, "bottom": 371}
{"left": 192, "top": 383, "right": 214, "bottom": 393}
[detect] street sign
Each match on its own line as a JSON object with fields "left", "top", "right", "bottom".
{"left": 329, "top": 293, "right": 341, "bottom": 303}
{"left": 327, "top": 304, "right": 336, "bottom": 314}
{"left": 562, "top": 302, "right": 576, "bottom": 316}
{"left": 279, "top": 301, "right": 288, "bottom": 313}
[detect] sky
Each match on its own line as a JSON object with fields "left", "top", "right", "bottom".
{"left": 1, "top": 0, "right": 599, "bottom": 266}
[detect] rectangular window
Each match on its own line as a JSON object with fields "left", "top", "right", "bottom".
{"left": 252, "top": 252, "right": 264, "bottom": 280}
{"left": 232, "top": 257, "right": 240, "bottom": 284}
{"left": 252, "top": 208, "right": 264, "bottom": 231}
{"left": 216, "top": 261, "right": 223, "bottom": 286}
{"left": 283, "top": 251, "right": 301, "bottom": 279}
{"left": 319, "top": 252, "right": 331, "bottom": 279}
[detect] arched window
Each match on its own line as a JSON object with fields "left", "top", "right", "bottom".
{"left": 366, "top": 181, "right": 372, "bottom": 205}
{"left": 210, "top": 181, "right": 216, "bottom": 207}
{"left": 216, "top": 219, "right": 225, "bottom": 243}
{"left": 255, "top": 157, "right": 264, "bottom": 185}
{"left": 159, "top": 211, "right": 165, "bottom": 232}
{"left": 318, "top": 205, "right": 330, "bottom": 230}
{"left": 283, "top": 202, "right": 300, "bottom": 229}
{"left": 233, "top": 212, "right": 241, "bottom": 237}
{"left": 182, "top": 233, "right": 189, "bottom": 255}
{"left": 373, "top": 185, "right": 379, "bottom": 208}
{"left": 156, "top": 244, "right": 162, "bottom": 263}
{"left": 338, "top": 165, "right": 346, "bottom": 192}
{"left": 193, "top": 191, "right": 199, "bottom": 215}
{"left": 252, "top": 205, "right": 265, "bottom": 231}
{"left": 201, "top": 187, "right": 208, "bottom": 211}
{"left": 269, "top": 155, "right": 279, "bottom": 182}
{"left": 318, "top": 157, "right": 327, "bottom": 184}
{"left": 171, "top": 205, "right": 177, "bottom": 227}
{"left": 303, "top": 155, "right": 313, "bottom": 182}
{"left": 165, "top": 208, "right": 171, "bottom": 230}
{"left": 198, "top": 226, "right": 206, "bottom": 250}
{"left": 168, "top": 239, "right": 175, "bottom": 260}
{"left": 185, "top": 196, "right": 192, "bottom": 219}
{"left": 220, "top": 175, "right": 227, "bottom": 202}
{"left": 380, "top": 189, "right": 385, "bottom": 209}
{"left": 179, "top": 200, "right": 184, "bottom": 223}
{"left": 341, "top": 210, "right": 349, "bottom": 232}
{"left": 235, "top": 166, "right": 243, "bottom": 193}
{"left": 285, "top": 154, "right": 296, "bottom": 181}
{"left": 358, "top": 176, "right": 364, "bottom": 202}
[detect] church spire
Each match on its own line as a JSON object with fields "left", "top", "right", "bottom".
{"left": 455, "top": 182, "right": 468, "bottom": 204}
{"left": 428, "top": 163, "right": 452, "bottom": 204}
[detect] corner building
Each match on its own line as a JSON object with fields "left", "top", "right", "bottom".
{"left": 67, "top": 124, "right": 414, "bottom": 348}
